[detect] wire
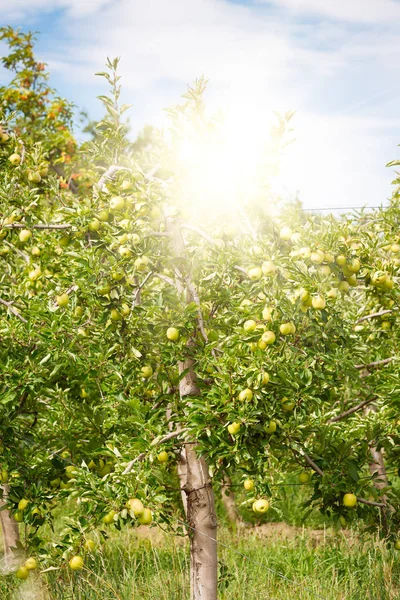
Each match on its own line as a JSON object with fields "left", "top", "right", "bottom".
{"left": 176, "top": 518, "right": 327, "bottom": 600}
{"left": 299, "top": 206, "right": 382, "bottom": 212}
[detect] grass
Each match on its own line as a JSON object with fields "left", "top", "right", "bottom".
{"left": 2, "top": 523, "right": 400, "bottom": 600}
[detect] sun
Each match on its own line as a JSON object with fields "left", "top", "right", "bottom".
{"left": 164, "top": 103, "right": 287, "bottom": 227}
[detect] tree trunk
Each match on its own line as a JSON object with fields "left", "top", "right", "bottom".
{"left": 179, "top": 354, "right": 218, "bottom": 600}
{"left": 185, "top": 444, "right": 218, "bottom": 600}
{"left": 167, "top": 217, "right": 218, "bottom": 600}
{"left": 221, "top": 475, "right": 240, "bottom": 525}
{"left": 0, "top": 484, "right": 20, "bottom": 569}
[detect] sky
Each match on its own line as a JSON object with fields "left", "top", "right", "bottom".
{"left": 1, "top": 0, "right": 400, "bottom": 210}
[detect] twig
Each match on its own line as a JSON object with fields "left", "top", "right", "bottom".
{"left": 154, "top": 273, "right": 175, "bottom": 287}
{"left": 4, "top": 240, "right": 30, "bottom": 263}
{"left": 234, "top": 265, "right": 247, "bottom": 275}
{"left": 132, "top": 271, "right": 154, "bottom": 308}
{"left": 326, "top": 396, "right": 377, "bottom": 424}
{"left": 95, "top": 165, "right": 130, "bottom": 194}
{"left": 0, "top": 297, "right": 27, "bottom": 323}
{"left": 3, "top": 223, "right": 71, "bottom": 230}
{"left": 187, "top": 280, "right": 208, "bottom": 342}
{"left": 302, "top": 451, "right": 325, "bottom": 477}
{"left": 356, "top": 309, "right": 395, "bottom": 324}
{"left": 122, "top": 428, "right": 188, "bottom": 475}
{"left": 354, "top": 357, "right": 394, "bottom": 370}
{"left": 180, "top": 224, "right": 215, "bottom": 245}
{"left": 357, "top": 498, "right": 386, "bottom": 508}
{"left": 296, "top": 445, "right": 387, "bottom": 508}
{"left": 145, "top": 232, "right": 171, "bottom": 238}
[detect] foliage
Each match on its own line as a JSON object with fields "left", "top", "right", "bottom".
{"left": 1, "top": 26, "right": 400, "bottom": 583}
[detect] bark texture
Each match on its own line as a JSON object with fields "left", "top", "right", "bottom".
{"left": 168, "top": 218, "right": 218, "bottom": 600}
{"left": 0, "top": 484, "right": 20, "bottom": 569}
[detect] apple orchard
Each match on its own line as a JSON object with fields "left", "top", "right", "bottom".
{"left": 1, "top": 26, "right": 400, "bottom": 600}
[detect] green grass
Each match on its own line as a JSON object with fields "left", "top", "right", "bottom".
{"left": 2, "top": 524, "right": 400, "bottom": 599}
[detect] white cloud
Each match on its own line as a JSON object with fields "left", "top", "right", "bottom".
{"left": 264, "top": 0, "right": 400, "bottom": 24}
{"left": 1, "top": 0, "right": 399, "bottom": 209}
{"left": 0, "top": 0, "right": 111, "bottom": 19}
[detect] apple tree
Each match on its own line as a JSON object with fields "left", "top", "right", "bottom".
{"left": 2, "top": 26, "right": 400, "bottom": 600}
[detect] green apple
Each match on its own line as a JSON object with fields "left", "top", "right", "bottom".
{"left": 120, "top": 303, "right": 130, "bottom": 317}
{"left": 338, "top": 281, "right": 350, "bottom": 293}
{"left": 394, "top": 540, "right": 400, "bottom": 550}
{"left": 69, "top": 556, "right": 84, "bottom": 570}
{"left": 310, "top": 250, "right": 324, "bottom": 264}
{"left": 343, "top": 493, "right": 357, "bottom": 508}
{"left": 312, "top": 295, "right": 326, "bottom": 310}
{"left": 298, "top": 472, "right": 311, "bottom": 484}
{"left": 118, "top": 245, "right": 132, "bottom": 258}
{"left": 167, "top": 327, "right": 180, "bottom": 341}
{"left": 56, "top": 293, "right": 69, "bottom": 308}
{"left": 110, "top": 309, "right": 122, "bottom": 321}
{"left": 65, "top": 465, "right": 78, "bottom": 479}
{"left": 261, "top": 371, "right": 269, "bottom": 385}
{"left": 83, "top": 539, "right": 96, "bottom": 552}
{"left": 18, "top": 498, "right": 29, "bottom": 511}
{"left": 109, "top": 196, "right": 125, "bottom": 211}
{"left": 134, "top": 256, "right": 149, "bottom": 272}
{"left": 336, "top": 254, "right": 346, "bottom": 266}
{"left": 262, "top": 261, "right": 276, "bottom": 276}
{"left": 261, "top": 331, "right": 276, "bottom": 345}
{"left": 280, "top": 322, "right": 295, "bottom": 335}
{"left": 137, "top": 508, "right": 153, "bottom": 525}
{"left": 24, "top": 557, "right": 38, "bottom": 570}
{"left": 252, "top": 498, "right": 269, "bottom": 513}
{"left": 13, "top": 511, "right": 23, "bottom": 522}
{"left": 243, "top": 319, "right": 257, "bottom": 333}
{"left": 19, "top": 229, "right": 32, "bottom": 243}
{"left": 281, "top": 397, "right": 295, "bottom": 412}
{"left": 157, "top": 451, "right": 168, "bottom": 463}
{"left": 102, "top": 510, "right": 116, "bottom": 525}
{"left": 265, "top": 421, "right": 277, "bottom": 434}
{"left": 227, "top": 422, "right": 241, "bottom": 435}
{"left": 88, "top": 219, "right": 100, "bottom": 232}
{"left": 15, "top": 566, "right": 29, "bottom": 580}
{"left": 248, "top": 267, "right": 262, "bottom": 280}
{"left": 28, "top": 171, "right": 41, "bottom": 183}
{"left": 244, "top": 479, "right": 254, "bottom": 491}
{"left": 371, "top": 271, "right": 387, "bottom": 286}
{"left": 141, "top": 365, "right": 153, "bottom": 379}
{"left": 98, "top": 209, "right": 110, "bottom": 222}
{"left": 279, "top": 227, "right": 292, "bottom": 241}
{"left": 239, "top": 388, "right": 253, "bottom": 402}
{"left": 126, "top": 498, "right": 144, "bottom": 516}
{"left": 8, "top": 153, "right": 21, "bottom": 165}
{"left": 28, "top": 268, "right": 41, "bottom": 281}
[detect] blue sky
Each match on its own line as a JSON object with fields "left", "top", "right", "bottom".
{"left": 1, "top": 0, "right": 400, "bottom": 210}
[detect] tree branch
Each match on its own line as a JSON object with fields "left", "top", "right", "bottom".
{"left": 122, "top": 428, "right": 188, "bottom": 475}
{"left": 132, "top": 271, "right": 154, "bottom": 308}
{"left": 357, "top": 497, "right": 386, "bottom": 508}
{"left": 354, "top": 357, "right": 394, "bottom": 370}
{"left": 3, "top": 223, "right": 71, "bottom": 230}
{"left": 296, "top": 446, "right": 387, "bottom": 508}
{"left": 356, "top": 309, "right": 395, "bottom": 324}
{"left": 0, "top": 297, "right": 27, "bottom": 323}
{"left": 154, "top": 273, "right": 175, "bottom": 287}
{"left": 180, "top": 224, "right": 215, "bottom": 245}
{"left": 95, "top": 165, "right": 130, "bottom": 193}
{"left": 326, "top": 396, "right": 377, "bottom": 424}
